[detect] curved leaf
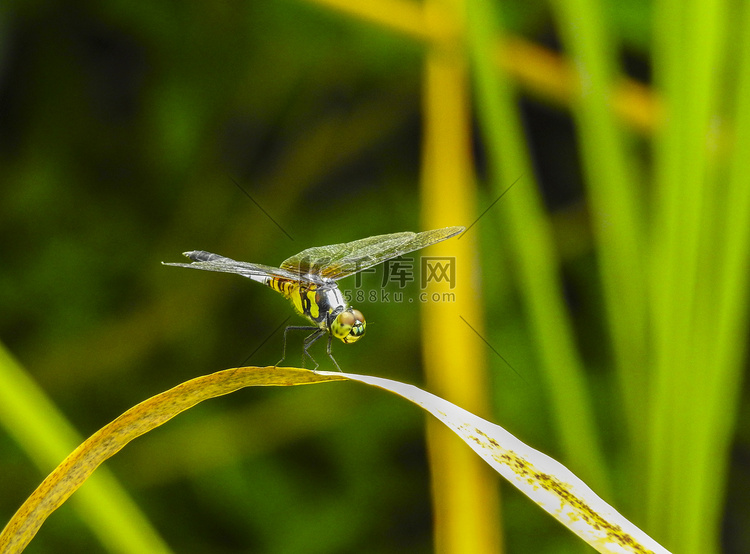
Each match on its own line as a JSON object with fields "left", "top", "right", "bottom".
{"left": 2, "top": 366, "right": 668, "bottom": 554}
{"left": 322, "top": 370, "right": 671, "bottom": 554}
{"left": 0, "top": 366, "right": 343, "bottom": 553}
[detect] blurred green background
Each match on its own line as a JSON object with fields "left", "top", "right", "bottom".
{"left": 1, "top": 0, "right": 749, "bottom": 553}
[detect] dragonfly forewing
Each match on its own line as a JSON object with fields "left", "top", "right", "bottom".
{"left": 280, "top": 226, "right": 464, "bottom": 281}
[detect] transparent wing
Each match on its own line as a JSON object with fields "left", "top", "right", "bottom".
{"left": 279, "top": 226, "right": 464, "bottom": 281}
{"left": 164, "top": 251, "right": 311, "bottom": 282}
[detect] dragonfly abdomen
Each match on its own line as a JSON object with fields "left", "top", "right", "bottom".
{"left": 266, "top": 278, "right": 346, "bottom": 330}
{"left": 265, "top": 278, "right": 323, "bottom": 327}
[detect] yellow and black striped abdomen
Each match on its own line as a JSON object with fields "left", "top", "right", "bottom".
{"left": 267, "top": 277, "right": 326, "bottom": 326}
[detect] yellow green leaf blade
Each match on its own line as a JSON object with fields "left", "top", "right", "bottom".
{"left": 4, "top": 365, "right": 666, "bottom": 554}
{"left": 325, "top": 371, "right": 670, "bottom": 554}
{"left": 0, "top": 366, "right": 343, "bottom": 554}
{"left": 0, "top": 340, "right": 173, "bottom": 554}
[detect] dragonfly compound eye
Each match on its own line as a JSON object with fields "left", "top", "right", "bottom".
{"left": 334, "top": 309, "right": 366, "bottom": 343}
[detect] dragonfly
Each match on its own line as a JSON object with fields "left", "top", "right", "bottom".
{"left": 164, "top": 225, "right": 464, "bottom": 370}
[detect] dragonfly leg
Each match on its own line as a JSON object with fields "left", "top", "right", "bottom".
{"left": 276, "top": 325, "right": 318, "bottom": 368}
{"left": 325, "top": 333, "right": 342, "bottom": 372}
{"left": 301, "top": 328, "right": 328, "bottom": 371}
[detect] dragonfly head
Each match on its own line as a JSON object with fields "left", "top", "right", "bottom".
{"left": 331, "top": 308, "right": 366, "bottom": 344}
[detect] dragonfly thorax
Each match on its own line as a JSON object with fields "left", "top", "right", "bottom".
{"left": 306, "top": 283, "right": 366, "bottom": 344}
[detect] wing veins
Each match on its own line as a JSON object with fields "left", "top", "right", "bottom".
{"left": 164, "top": 251, "right": 310, "bottom": 282}
{"left": 280, "top": 226, "right": 463, "bottom": 280}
